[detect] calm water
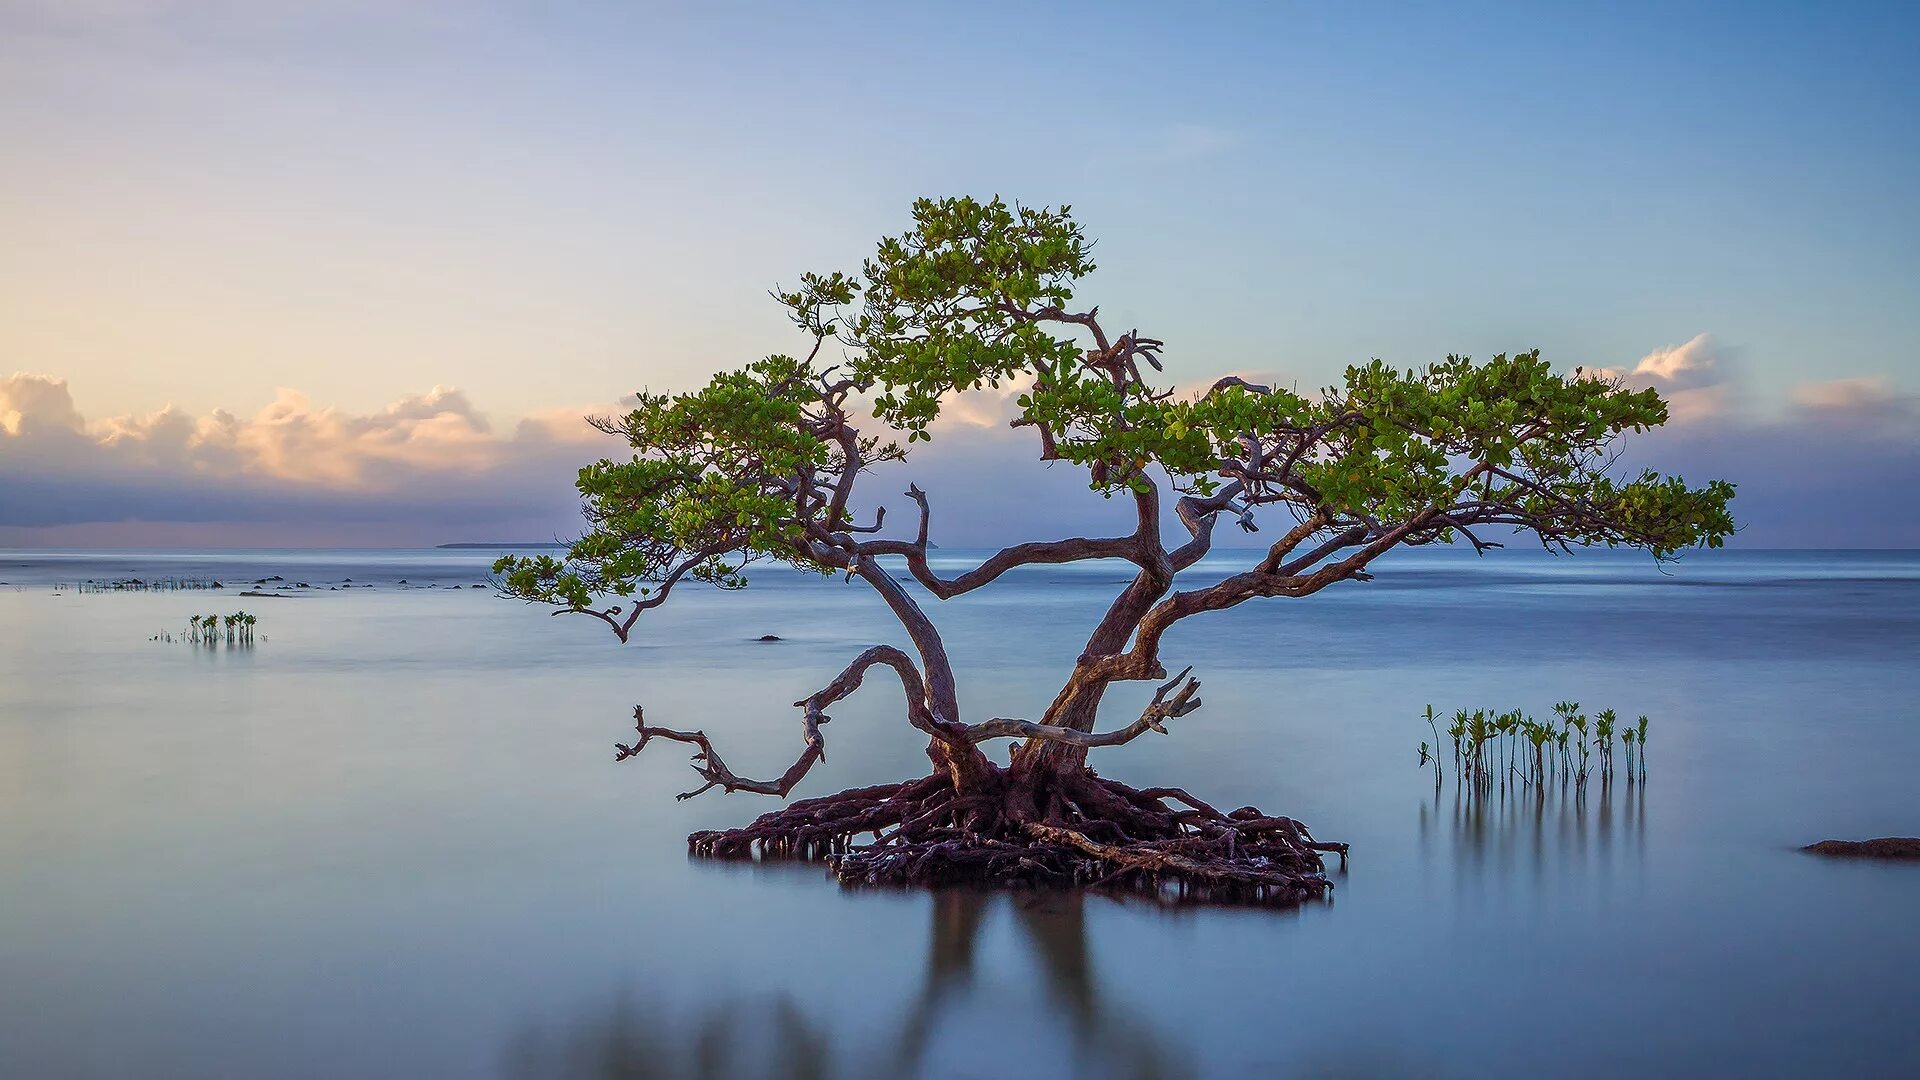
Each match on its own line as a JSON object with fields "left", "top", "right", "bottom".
{"left": 2, "top": 547, "right": 1917, "bottom": 1078}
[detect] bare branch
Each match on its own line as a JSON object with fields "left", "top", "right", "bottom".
{"left": 856, "top": 484, "right": 1141, "bottom": 599}
{"left": 963, "top": 667, "right": 1201, "bottom": 749}
{"left": 615, "top": 645, "right": 940, "bottom": 799}
{"left": 1204, "top": 375, "right": 1273, "bottom": 397}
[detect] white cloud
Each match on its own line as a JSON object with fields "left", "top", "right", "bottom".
{"left": 1630, "top": 333, "right": 1719, "bottom": 387}
{"left": 932, "top": 374, "right": 1037, "bottom": 431}
{"left": 1791, "top": 376, "right": 1914, "bottom": 421}
{"left": 0, "top": 374, "right": 600, "bottom": 489}
{"left": 1584, "top": 334, "right": 1731, "bottom": 422}
{"left": 7, "top": 357, "right": 1920, "bottom": 548}
{"left": 0, "top": 373, "right": 86, "bottom": 437}
{"left": 0, "top": 372, "right": 607, "bottom": 542}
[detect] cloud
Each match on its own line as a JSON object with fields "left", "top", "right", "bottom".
{"left": 1629, "top": 332, "right": 1720, "bottom": 388}
{"left": 1791, "top": 377, "right": 1914, "bottom": 422}
{"left": 1586, "top": 333, "right": 1732, "bottom": 422}
{"left": 1620, "top": 370, "right": 1920, "bottom": 547}
{"left": 5, "top": 353, "right": 1920, "bottom": 549}
{"left": 931, "top": 374, "right": 1036, "bottom": 431}
{"left": 0, "top": 373, "right": 603, "bottom": 545}
{"left": 0, "top": 374, "right": 86, "bottom": 436}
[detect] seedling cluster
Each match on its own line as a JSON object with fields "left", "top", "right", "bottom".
{"left": 150, "top": 611, "right": 260, "bottom": 646}
{"left": 1418, "top": 702, "right": 1649, "bottom": 794}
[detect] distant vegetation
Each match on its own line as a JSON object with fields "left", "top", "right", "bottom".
{"left": 150, "top": 611, "right": 260, "bottom": 646}
{"left": 59, "top": 576, "right": 221, "bottom": 593}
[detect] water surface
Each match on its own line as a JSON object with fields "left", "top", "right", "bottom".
{"left": 2, "top": 547, "right": 1917, "bottom": 1077}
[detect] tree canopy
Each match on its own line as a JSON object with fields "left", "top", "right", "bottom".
{"left": 499, "top": 194, "right": 1732, "bottom": 660}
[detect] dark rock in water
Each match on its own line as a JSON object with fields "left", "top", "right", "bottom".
{"left": 267, "top": 575, "right": 284, "bottom": 581}
{"left": 211, "top": 582, "right": 223, "bottom": 588}
{"left": 1803, "top": 837, "right": 1920, "bottom": 859}
{"left": 343, "top": 578, "right": 353, "bottom": 583}
{"left": 398, "top": 579, "right": 408, "bottom": 584}
{"left": 757, "top": 634, "right": 783, "bottom": 642}
{"left": 471, "top": 584, "right": 487, "bottom": 588}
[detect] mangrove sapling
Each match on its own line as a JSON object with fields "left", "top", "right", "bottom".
{"left": 1531, "top": 720, "right": 1553, "bottom": 786}
{"left": 1418, "top": 705, "right": 1445, "bottom": 787}
{"left": 162, "top": 611, "right": 260, "bottom": 647}
{"left": 1424, "top": 704, "right": 1642, "bottom": 794}
{"left": 1421, "top": 705, "right": 1649, "bottom": 795}
{"left": 1595, "top": 709, "right": 1616, "bottom": 777}
{"left": 497, "top": 195, "right": 1733, "bottom": 907}
{"left": 1556, "top": 702, "right": 1594, "bottom": 789}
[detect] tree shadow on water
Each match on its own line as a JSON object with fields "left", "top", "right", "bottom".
{"left": 499, "top": 889, "right": 1193, "bottom": 1079}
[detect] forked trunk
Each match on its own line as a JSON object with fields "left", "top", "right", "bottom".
{"left": 1011, "top": 669, "right": 1112, "bottom": 774}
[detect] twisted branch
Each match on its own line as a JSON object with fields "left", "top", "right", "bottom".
{"left": 615, "top": 645, "right": 940, "bottom": 799}
{"left": 963, "top": 667, "right": 1201, "bottom": 748}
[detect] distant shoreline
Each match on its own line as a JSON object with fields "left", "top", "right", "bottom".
{"left": 435, "top": 543, "right": 566, "bottom": 549}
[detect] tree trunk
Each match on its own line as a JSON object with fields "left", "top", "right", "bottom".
{"left": 1013, "top": 678, "right": 1109, "bottom": 774}
{"left": 930, "top": 736, "right": 998, "bottom": 794}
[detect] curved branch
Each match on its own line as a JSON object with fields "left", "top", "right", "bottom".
{"left": 1169, "top": 482, "right": 1244, "bottom": 571}
{"left": 856, "top": 484, "right": 1140, "bottom": 599}
{"left": 504, "top": 539, "right": 737, "bottom": 643}
{"left": 1204, "top": 375, "right": 1273, "bottom": 397}
{"left": 615, "top": 645, "right": 939, "bottom": 799}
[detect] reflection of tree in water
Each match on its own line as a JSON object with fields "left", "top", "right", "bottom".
{"left": 500, "top": 989, "right": 829, "bottom": 1080}
{"left": 500, "top": 890, "right": 1192, "bottom": 1079}
{"left": 888, "top": 890, "right": 1192, "bottom": 1080}
{"left": 1420, "top": 774, "right": 1647, "bottom": 883}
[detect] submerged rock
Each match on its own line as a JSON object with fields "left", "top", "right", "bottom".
{"left": 757, "top": 634, "right": 783, "bottom": 642}
{"left": 1803, "top": 837, "right": 1920, "bottom": 859}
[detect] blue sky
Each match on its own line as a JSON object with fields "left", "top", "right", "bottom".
{"left": 2, "top": 2, "right": 1917, "bottom": 545}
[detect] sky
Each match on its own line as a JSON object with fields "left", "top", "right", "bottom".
{"left": 2, "top": 1, "right": 1918, "bottom": 547}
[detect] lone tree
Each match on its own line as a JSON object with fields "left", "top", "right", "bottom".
{"left": 498, "top": 196, "right": 1734, "bottom": 905}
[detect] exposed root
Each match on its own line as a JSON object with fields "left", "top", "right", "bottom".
{"left": 686, "top": 768, "right": 1345, "bottom": 908}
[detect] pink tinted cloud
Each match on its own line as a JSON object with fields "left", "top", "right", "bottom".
{"left": 5, "top": 353, "right": 1920, "bottom": 548}
{"left": 0, "top": 372, "right": 605, "bottom": 544}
